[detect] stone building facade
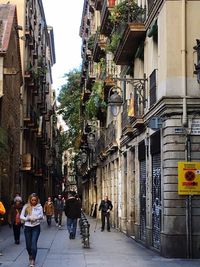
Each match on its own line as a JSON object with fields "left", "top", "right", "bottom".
{"left": 0, "top": 4, "right": 22, "bottom": 207}
{"left": 80, "top": 0, "right": 200, "bottom": 258}
{"left": 0, "top": 0, "right": 57, "bottom": 204}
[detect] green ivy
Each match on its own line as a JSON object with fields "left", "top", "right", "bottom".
{"left": 85, "top": 81, "right": 107, "bottom": 119}
{"left": 106, "top": 33, "right": 121, "bottom": 53}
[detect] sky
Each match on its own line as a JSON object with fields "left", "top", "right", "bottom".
{"left": 42, "top": 0, "right": 83, "bottom": 92}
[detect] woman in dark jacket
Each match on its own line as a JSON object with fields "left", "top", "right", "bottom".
{"left": 8, "top": 197, "right": 23, "bottom": 244}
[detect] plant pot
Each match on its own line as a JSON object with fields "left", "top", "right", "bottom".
{"left": 108, "top": 0, "right": 116, "bottom": 8}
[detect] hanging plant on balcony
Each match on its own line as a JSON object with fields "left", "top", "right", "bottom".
{"left": 105, "top": 32, "right": 121, "bottom": 53}
{"left": 87, "top": 34, "right": 95, "bottom": 52}
{"left": 85, "top": 81, "right": 107, "bottom": 119}
{"left": 109, "top": 0, "right": 145, "bottom": 26}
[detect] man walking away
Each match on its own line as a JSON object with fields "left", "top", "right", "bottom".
{"left": 54, "top": 195, "right": 64, "bottom": 228}
{"left": 64, "top": 191, "right": 81, "bottom": 239}
{"left": 99, "top": 196, "right": 113, "bottom": 232}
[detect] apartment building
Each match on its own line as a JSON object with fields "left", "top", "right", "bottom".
{"left": 0, "top": 4, "right": 22, "bottom": 207}
{"left": 79, "top": 0, "right": 200, "bottom": 258}
{"left": 0, "top": 0, "right": 57, "bottom": 203}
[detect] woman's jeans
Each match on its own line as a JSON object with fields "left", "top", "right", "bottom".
{"left": 24, "top": 225, "right": 40, "bottom": 260}
{"left": 67, "top": 218, "right": 77, "bottom": 237}
{"left": 13, "top": 224, "right": 21, "bottom": 242}
{"left": 46, "top": 215, "right": 52, "bottom": 226}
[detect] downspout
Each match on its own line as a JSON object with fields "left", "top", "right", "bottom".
{"left": 181, "top": 0, "right": 192, "bottom": 258}
{"left": 182, "top": 0, "right": 187, "bottom": 127}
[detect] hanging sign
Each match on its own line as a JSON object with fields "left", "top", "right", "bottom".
{"left": 178, "top": 162, "right": 200, "bottom": 195}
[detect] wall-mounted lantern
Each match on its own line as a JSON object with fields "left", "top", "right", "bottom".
{"left": 108, "top": 86, "right": 123, "bottom": 117}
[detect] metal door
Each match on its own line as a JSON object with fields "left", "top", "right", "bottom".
{"left": 152, "top": 153, "right": 161, "bottom": 249}
{"left": 140, "top": 159, "right": 146, "bottom": 242}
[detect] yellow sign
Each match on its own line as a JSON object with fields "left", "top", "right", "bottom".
{"left": 178, "top": 162, "right": 200, "bottom": 195}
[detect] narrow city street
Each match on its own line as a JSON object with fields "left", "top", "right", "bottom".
{"left": 0, "top": 215, "right": 199, "bottom": 267}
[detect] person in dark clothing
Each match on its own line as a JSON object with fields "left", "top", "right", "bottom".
{"left": 8, "top": 197, "right": 23, "bottom": 244}
{"left": 54, "top": 194, "right": 64, "bottom": 228}
{"left": 99, "top": 196, "right": 113, "bottom": 232}
{"left": 64, "top": 191, "right": 81, "bottom": 239}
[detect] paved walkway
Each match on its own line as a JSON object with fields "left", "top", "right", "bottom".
{"left": 0, "top": 216, "right": 199, "bottom": 267}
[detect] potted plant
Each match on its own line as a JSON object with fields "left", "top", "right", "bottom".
{"left": 108, "top": 0, "right": 116, "bottom": 8}
{"left": 110, "top": 0, "right": 145, "bottom": 26}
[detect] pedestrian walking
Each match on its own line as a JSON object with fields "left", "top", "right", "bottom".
{"left": 54, "top": 194, "right": 64, "bottom": 228}
{"left": 8, "top": 197, "right": 23, "bottom": 244}
{"left": 12, "top": 192, "right": 23, "bottom": 204}
{"left": 0, "top": 200, "right": 6, "bottom": 256}
{"left": 43, "top": 196, "right": 54, "bottom": 226}
{"left": 20, "top": 193, "right": 43, "bottom": 267}
{"left": 98, "top": 196, "right": 113, "bottom": 232}
{"left": 64, "top": 191, "right": 81, "bottom": 239}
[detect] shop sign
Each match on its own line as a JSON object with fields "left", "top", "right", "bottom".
{"left": 178, "top": 162, "right": 200, "bottom": 195}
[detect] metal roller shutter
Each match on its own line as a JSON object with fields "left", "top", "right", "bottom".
{"left": 152, "top": 153, "right": 161, "bottom": 250}
{"left": 140, "top": 159, "right": 146, "bottom": 242}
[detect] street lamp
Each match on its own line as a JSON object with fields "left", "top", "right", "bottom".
{"left": 108, "top": 86, "right": 123, "bottom": 117}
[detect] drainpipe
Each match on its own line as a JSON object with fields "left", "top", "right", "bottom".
{"left": 182, "top": 0, "right": 187, "bottom": 127}
{"left": 181, "top": 0, "right": 192, "bottom": 258}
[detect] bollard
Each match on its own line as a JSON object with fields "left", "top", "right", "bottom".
{"left": 83, "top": 222, "right": 90, "bottom": 248}
{"left": 79, "top": 211, "right": 90, "bottom": 248}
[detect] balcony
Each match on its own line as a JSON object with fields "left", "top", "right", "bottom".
{"left": 95, "top": 132, "right": 105, "bottom": 156}
{"left": 40, "top": 102, "right": 47, "bottom": 115}
{"left": 45, "top": 138, "right": 51, "bottom": 150}
{"left": 109, "top": 2, "right": 146, "bottom": 65}
{"left": 104, "top": 60, "right": 117, "bottom": 87}
{"left": 23, "top": 105, "right": 37, "bottom": 128}
{"left": 45, "top": 84, "right": 49, "bottom": 94}
{"left": 82, "top": 86, "right": 91, "bottom": 103}
{"left": 44, "top": 110, "right": 52, "bottom": 122}
{"left": 34, "top": 168, "right": 43, "bottom": 177}
{"left": 85, "top": 61, "right": 96, "bottom": 89}
{"left": 100, "top": 0, "right": 114, "bottom": 35}
{"left": 113, "top": 23, "right": 146, "bottom": 65}
{"left": 93, "top": 31, "right": 106, "bottom": 62}
{"left": 20, "top": 153, "right": 33, "bottom": 171}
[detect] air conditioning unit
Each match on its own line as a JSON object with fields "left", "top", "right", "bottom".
{"left": 148, "top": 117, "right": 162, "bottom": 130}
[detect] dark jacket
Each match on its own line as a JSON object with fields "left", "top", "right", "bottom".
{"left": 64, "top": 197, "right": 81, "bottom": 219}
{"left": 99, "top": 200, "right": 113, "bottom": 213}
{"left": 8, "top": 203, "right": 23, "bottom": 225}
{"left": 54, "top": 198, "right": 64, "bottom": 211}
